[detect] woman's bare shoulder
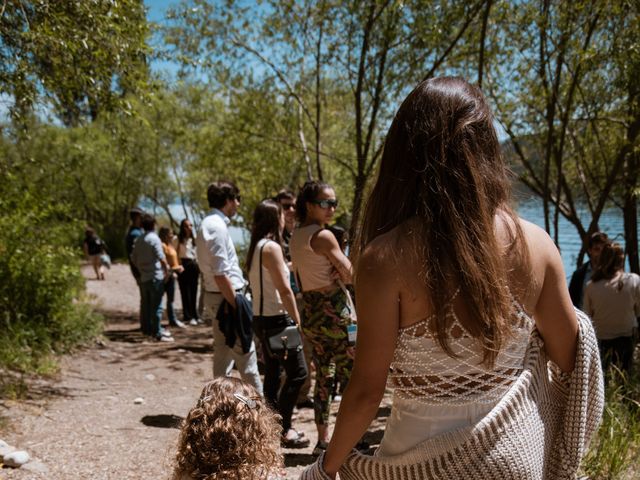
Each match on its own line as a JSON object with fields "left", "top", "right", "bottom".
{"left": 517, "top": 218, "right": 558, "bottom": 262}
{"left": 357, "top": 223, "right": 415, "bottom": 275}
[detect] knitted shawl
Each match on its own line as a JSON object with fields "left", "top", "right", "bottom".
{"left": 300, "top": 310, "right": 604, "bottom": 480}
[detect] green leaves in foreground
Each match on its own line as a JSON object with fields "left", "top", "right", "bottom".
{"left": 581, "top": 368, "right": 640, "bottom": 479}
{"left": 0, "top": 195, "right": 102, "bottom": 373}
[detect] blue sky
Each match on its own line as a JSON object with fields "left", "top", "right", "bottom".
{"left": 145, "top": 0, "right": 175, "bottom": 23}
{"left": 145, "top": 0, "right": 181, "bottom": 76}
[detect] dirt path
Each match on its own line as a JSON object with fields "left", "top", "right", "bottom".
{"left": 0, "top": 263, "right": 390, "bottom": 479}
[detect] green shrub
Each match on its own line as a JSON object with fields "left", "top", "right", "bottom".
{"left": 581, "top": 367, "right": 640, "bottom": 479}
{"left": 0, "top": 196, "right": 102, "bottom": 373}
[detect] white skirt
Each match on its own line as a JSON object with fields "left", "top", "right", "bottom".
{"left": 376, "top": 394, "right": 496, "bottom": 457}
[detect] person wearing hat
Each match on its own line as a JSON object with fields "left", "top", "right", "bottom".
{"left": 126, "top": 207, "right": 145, "bottom": 332}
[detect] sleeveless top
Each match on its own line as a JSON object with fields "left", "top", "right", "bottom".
{"left": 177, "top": 238, "right": 197, "bottom": 260}
{"left": 162, "top": 243, "right": 180, "bottom": 269}
{"left": 289, "top": 225, "right": 334, "bottom": 291}
{"left": 378, "top": 293, "right": 534, "bottom": 456}
{"left": 248, "top": 239, "right": 287, "bottom": 317}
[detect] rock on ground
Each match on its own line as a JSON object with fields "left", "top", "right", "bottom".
{"left": 0, "top": 263, "right": 391, "bottom": 479}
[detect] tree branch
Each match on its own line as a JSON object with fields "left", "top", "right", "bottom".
{"left": 421, "top": 0, "right": 486, "bottom": 82}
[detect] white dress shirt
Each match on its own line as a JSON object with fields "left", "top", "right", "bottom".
{"left": 196, "top": 209, "right": 245, "bottom": 292}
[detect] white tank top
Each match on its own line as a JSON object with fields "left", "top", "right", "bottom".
{"left": 289, "top": 225, "right": 334, "bottom": 291}
{"left": 378, "top": 294, "right": 534, "bottom": 456}
{"left": 248, "top": 239, "right": 287, "bottom": 316}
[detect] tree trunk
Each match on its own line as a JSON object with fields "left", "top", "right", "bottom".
{"left": 623, "top": 150, "right": 639, "bottom": 274}
{"left": 349, "top": 172, "right": 367, "bottom": 249}
{"left": 623, "top": 194, "right": 639, "bottom": 274}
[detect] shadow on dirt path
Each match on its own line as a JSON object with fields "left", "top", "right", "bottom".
{"left": 0, "top": 263, "right": 392, "bottom": 479}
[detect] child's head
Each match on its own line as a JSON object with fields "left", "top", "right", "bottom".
{"left": 174, "top": 377, "right": 283, "bottom": 480}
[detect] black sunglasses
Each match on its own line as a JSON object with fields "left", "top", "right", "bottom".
{"left": 312, "top": 199, "right": 338, "bottom": 209}
{"left": 281, "top": 203, "right": 295, "bottom": 211}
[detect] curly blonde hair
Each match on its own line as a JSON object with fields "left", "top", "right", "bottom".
{"left": 173, "top": 377, "right": 283, "bottom": 480}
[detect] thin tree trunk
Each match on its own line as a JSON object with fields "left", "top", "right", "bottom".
{"left": 477, "top": 0, "right": 492, "bottom": 88}
{"left": 623, "top": 194, "right": 639, "bottom": 274}
{"left": 298, "top": 103, "right": 313, "bottom": 181}
{"left": 315, "top": 9, "right": 324, "bottom": 181}
{"left": 623, "top": 150, "right": 639, "bottom": 273}
{"left": 350, "top": 173, "right": 367, "bottom": 247}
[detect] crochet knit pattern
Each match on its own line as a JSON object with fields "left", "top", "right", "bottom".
{"left": 300, "top": 310, "right": 604, "bottom": 480}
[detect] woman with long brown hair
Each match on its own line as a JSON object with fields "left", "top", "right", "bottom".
{"left": 301, "top": 77, "right": 602, "bottom": 479}
{"left": 247, "top": 200, "right": 309, "bottom": 449}
{"left": 177, "top": 218, "right": 201, "bottom": 326}
{"left": 585, "top": 242, "right": 640, "bottom": 375}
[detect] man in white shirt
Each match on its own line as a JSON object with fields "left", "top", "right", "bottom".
{"left": 196, "top": 181, "right": 263, "bottom": 395}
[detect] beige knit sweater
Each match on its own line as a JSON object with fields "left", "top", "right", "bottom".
{"left": 300, "top": 310, "right": 604, "bottom": 480}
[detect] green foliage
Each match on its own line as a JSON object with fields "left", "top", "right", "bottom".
{"left": 485, "top": 0, "right": 640, "bottom": 264}
{"left": 0, "top": 0, "right": 150, "bottom": 126}
{"left": 581, "top": 368, "right": 640, "bottom": 479}
{"left": 163, "top": 0, "right": 484, "bottom": 229}
{"left": 0, "top": 192, "right": 102, "bottom": 373}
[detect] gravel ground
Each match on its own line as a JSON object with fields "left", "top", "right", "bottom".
{"left": 0, "top": 263, "right": 391, "bottom": 479}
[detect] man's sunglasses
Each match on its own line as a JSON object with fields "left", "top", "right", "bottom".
{"left": 281, "top": 203, "right": 295, "bottom": 211}
{"left": 312, "top": 199, "right": 338, "bottom": 209}
{"left": 232, "top": 194, "right": 242, "bottom": 202}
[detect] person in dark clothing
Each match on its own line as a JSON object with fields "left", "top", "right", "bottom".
{"left": 275, "top": 189, "right": 315, "bottom": 410}
{"left": 126, "top": 207, "right": 145, "bottom": 331}
{"left": 83, "top": 227, "right": 107, "bottom": 280}
{"left": 177, "top": 218, "right": 201, "bottom": 326}
{"left": 247, "top": 200, "right": 309, "bottom": 449}
{"left": 568, "top": 232, "right": 608, "bottom": 309}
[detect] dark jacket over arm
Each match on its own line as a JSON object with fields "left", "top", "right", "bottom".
{"left": 569, "top": 262, "right": 590, "bottom": 308}
{"left": 216, "top": 293, "right": 254, "bottom": 354}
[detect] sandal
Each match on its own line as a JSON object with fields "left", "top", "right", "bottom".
{"left": 281, "top": 431, "right": 310, "bottom": 449}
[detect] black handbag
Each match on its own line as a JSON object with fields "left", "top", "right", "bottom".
{"left": 258, "top": 242, "right": 302, "bottom": 360}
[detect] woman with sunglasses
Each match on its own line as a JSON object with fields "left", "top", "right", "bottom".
{"left": 289, "top": 181, "right": 356, "bottom": 456}
{"left": 246, "top": 199, "right": 309, "bottom": 449}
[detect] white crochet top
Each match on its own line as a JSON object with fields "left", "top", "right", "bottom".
{"left": 388, "top": 296, "right": 534, "bottom": 406}
{"left": 300, "top": 309, "right": 604, "bottom": 480}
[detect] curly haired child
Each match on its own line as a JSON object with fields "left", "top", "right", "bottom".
{"left": 173, "top": 377, "right": 284, "bottom": 480}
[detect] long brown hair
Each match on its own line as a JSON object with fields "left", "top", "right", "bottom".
{"left": 591, "top": 242, "right": 624, "bottom": 282}
{"left": 178, "top": 218, "right": 194, "bottom": 244}
{"left": 355, "top": 77, "right": 529, "bottom": 365}
{"left": 246, "top": 200, "right": 284, "bottom": 272}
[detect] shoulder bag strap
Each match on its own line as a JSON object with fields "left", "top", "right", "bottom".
{"left": 338, "top": 279, "right": 356, "bottom": 323}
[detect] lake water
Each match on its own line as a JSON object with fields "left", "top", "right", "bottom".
{"left": 169, "top": 198, "right": 636, "bottom": 279}
{"left": 516, "top": 197, "right": 635, "bottom": 277}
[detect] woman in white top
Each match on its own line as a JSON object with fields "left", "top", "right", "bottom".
{"left": 177, "top": 219, "right": 201, "bottom": 326}
{"left": 289, "top": 180, "right": 358, "bottom": 455}
{"left": 585, "top": 241, "right": 640, "bottom": 375}
{"left": 315, "top": 77, "right": 580, "bottom": 478}
{"left": 247, "top": 200, "right": 309, "bottom": 449}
